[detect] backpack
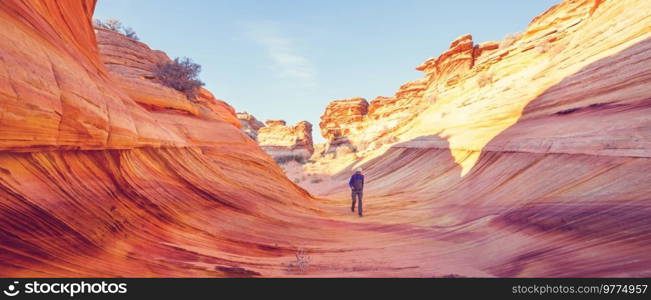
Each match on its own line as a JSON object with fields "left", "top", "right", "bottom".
{"left": 351, "top": 174, "right": 364, "bottom": 190}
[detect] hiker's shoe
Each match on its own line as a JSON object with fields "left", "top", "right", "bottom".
{"left": 358, "top": 214, "right": 363, "bottom": 217}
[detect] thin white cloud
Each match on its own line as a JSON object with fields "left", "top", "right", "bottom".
{"left": 246, "top": 23, "right": 317, "bottom": 89}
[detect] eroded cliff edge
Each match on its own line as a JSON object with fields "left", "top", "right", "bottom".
{"left": 314, "top": 0, "right": 651, "bottom": 178}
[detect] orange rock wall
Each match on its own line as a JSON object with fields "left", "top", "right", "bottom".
{"left": 0, "top": 0, "right": 314, "bottom": 277}
{"left": 310, "top": 0, "right": 651, "bottom": 277}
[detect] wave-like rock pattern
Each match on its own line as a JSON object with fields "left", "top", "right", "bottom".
{"left": 312, "top": 0, "right": 651, "bottom": 277}
{"left": 0, "top": 0, "right": 317, "bottom": 277}
{"left": 257, "top": 120, "right": 315, "bottom": 162}
{"left": 1, "top": 0, "right": 650, "bottom": 278}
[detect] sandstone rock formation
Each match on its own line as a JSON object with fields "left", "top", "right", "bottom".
{"left": 308, "top": 0, "right": 651, "bottom": 277}
{"left": 317, "top": 0, "right": 651, "bottom": 176}
{"left": 318, "top": 97, "right": 368, "bottom": 156}
{"left": 0, "top": 0, "right": 316, "bottom": 277}
{"left": 1, "top": 0, "right": 650, "bottom": 278}
{"left": 96, "top": 27, "right": 240, "bottom": 128}
{"left": 237, "top": 112, "right": 265, "bottom": 139}
{"left": 257, "top": 120, "right": 315, "bottom": 163}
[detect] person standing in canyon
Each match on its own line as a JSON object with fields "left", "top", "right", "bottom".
{"left": 349, "top": 168, "right": 365, "bottom": 217}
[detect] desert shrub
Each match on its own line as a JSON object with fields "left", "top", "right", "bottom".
{"left": 123, "top": 27, "right": 139, "bottom": 40}
{"left": 94, "top": 18, "right": 122, "bottom": 31}
{"left": 94, "top": 18, "right": 139, "bottom": 41}
{"left": 153, "top": 57, "right": 205, "bottom": 100}
{"left": 477, "top": 72, "right": 493, "bottom": 88}
{"left": 310, "top": 178, "right": 323, "bottom": 184}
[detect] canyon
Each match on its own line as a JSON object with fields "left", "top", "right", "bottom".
{"left": 0, "top": 0, "right": 650, "bottom": 278}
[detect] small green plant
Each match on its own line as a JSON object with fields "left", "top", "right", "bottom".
{"left": 93, "top": 18, "right": 139, "bottom": 41}
{"left": 153, "top": 57, "right": 205, "bottom": 100}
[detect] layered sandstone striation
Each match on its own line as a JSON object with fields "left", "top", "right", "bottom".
{"left": 258, "top": 120, "right": 315, "bottom": 162}
{"left": 308, "top": 0, "right": 651, "bottom": 277}
{"left": 1, "top": 0, "right": 650, "bottom": 278}
{"left": 96, "top": 27, "right": 240, "bottom": 128}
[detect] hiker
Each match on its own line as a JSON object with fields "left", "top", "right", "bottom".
{"left": 349, "top": 167, "right": 364, "bottom": 217}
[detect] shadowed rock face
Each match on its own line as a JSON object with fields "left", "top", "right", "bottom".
{"left": 236, "top": 113, "right": 316, "bottom": 162}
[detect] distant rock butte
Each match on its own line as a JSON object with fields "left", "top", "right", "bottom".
{"left": 257, "top": 120, "right": 315, "bottom": 162}
{"left": 96, "top": 27, "right": 241, "bottom": 128}
{"left": 318, "top": 97, "right": 368, "bottom": 157}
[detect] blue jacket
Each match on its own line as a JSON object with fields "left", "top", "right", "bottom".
{"left": 349, "top": 173, "right": 364, "bottom": 191}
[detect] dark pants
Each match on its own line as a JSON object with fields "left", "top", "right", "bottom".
{"left": 351, "top": 189, "right": 363, "bottom": 216}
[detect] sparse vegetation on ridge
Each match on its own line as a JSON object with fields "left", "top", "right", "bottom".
{"left": 153, "top": 57, "right": 205, "bottom": 100}
{"left": 93, "top": 18, "right": 139, "bottom": 40}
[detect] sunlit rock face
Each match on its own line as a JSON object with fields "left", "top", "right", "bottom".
{"left": 316, "top": 0, "right": 651, "bottom": 176}
{"left": 310, "top": 0, "right": 651, "bottom": 277}
{"left": 1, "top": 0, "right": 650, "bottom": 278}
{"left": 257, "top": 120, "right": 315, "bottom": 163}
{"left": 237, "top": 112, "right": 265, "bottom": 140}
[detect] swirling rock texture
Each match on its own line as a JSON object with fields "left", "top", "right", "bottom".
{"left": 1, "top": 0, "right": 650, "bottom": 278}
{"left": 257, "top": 120, "right": 314, "bottom": 162}
{"left": 308, "top": 0, "right": 651, "bottom": 276}
{"left": 0, "top": 0, "right": 318, "bottom": 277}
{"left": 237, "top": 112, "right": 265, "bottom": 140}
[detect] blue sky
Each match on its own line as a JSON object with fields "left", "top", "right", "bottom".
{"left": 95, "top": 0, "right": 560, "bottom": 142}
